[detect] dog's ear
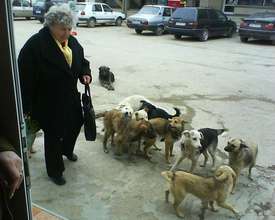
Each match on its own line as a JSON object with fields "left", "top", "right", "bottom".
{"left": 240, "top": 139, "right": 248, "bottom": 148}
{"left": 183, "top": 130, "right": 190, "bottom": 138}
{"left": 199, "top": 132, "right": 204, "bottom": 140}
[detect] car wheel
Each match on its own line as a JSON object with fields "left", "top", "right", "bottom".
{"left": 199, "top": 29, "right": 208, "bottom": 41}
{"left": 174, "top": 34, "right": 181, "bottom": 40}
{"left": 226, "top": 27, "right": 235, "bottom": 38}
{"left": 135, "top": 29, "right": 142, "bottom": 34}
{"left": 26, "top": 17, "right": 31, "bottom": 20}
{"left": 87, "top": 18, "right": 96, "bottom": 28}
{"left": 240, "top": 37, "right": 248, "bottom": 43}
{"left": 115, "top": 17, "right": 122, "bottom": 26}
{"left": 39, "top": 18, "right": 44, "bottom": 23}
{"left": 155, "top": 26, "right": 164, "bottom": 36}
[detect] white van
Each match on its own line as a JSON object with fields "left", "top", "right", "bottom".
{"left": 12, "top": 0, "right": 33, "bottom": 19}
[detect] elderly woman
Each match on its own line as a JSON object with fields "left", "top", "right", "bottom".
{"left": 18, "top": 5, "right": 92, "bottom": 185}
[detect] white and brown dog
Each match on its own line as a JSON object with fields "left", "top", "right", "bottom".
{"left": 170, "top": 128, "right": 228, "bottom": 172}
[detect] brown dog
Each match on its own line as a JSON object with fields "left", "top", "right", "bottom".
{"left": 102, "top": 109, "right": 131, "bottom": 153}
{"left": 224, "top": 138, "right": 258, "bottom": 192}
{"left": 161, "top": 165, "right": 239, "bottom": 219}
{"left": 143, "top": 117, "right": 186, "bottom": 163}
{"left": 114, "top": 119, "right": 156, "bottom": 158}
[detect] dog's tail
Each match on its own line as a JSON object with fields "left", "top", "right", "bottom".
{"left": 172, "top": 107, "right": 181, "bottom": 117}
{"left": 95, "top": 111, "right": 107, "bottom": 119}
{"left": 216, "top": 128, "right": 229, "bottom": 137}
{"left": 161, "top": 171, "right": 176, "bottom": 183}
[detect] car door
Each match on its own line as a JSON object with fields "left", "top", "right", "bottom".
{"left": 22, "top": 0, "right": 32, "bottom": 17}
{"left": 92, "top": 4, "right": 104, "bottom": 23}
{"left": 102, "top": 4, "right": 114, "bottom": 23}
{"left": 162, "top": 7, "right": 172, "bottom": 28}
{"left": 12, "top": 0, "right": 22, "bottom": 17}
{"left": 208, "top": 9, "right": 222, "bottom": 36}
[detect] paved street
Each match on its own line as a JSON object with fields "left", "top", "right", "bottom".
{"left": 14, "top": 19, "right": 275, "bottom": 220}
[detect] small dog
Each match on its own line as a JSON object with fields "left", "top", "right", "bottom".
{"left": 224, "top": 138, "right": 258, "bottom": 192}
{"left": 161, "top": 165, "right": 239, "bottom": 219}
{"left": 98, "top": 66, "right": 115, "bottom": 90}
{"left": 114, "top": 119, "right": 156, "bottom": 158}
{"left": 133, "top": 109, "right": 148, "bottom": 121}
{"left": 143, "top": 117, "right": 186, "bottom": 162}
{"left": 170, "top": 128, "right": 228, "bottom": 172}
{"left": 102, "top": 109, "right": 131, "bottom": 153}
{"left": 139, "top": 100, "right": 181, "bottom": 120}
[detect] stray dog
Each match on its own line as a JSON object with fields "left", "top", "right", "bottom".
{"left": 139, "top": 100, "right": 181, "bottom": 120}
{"left": 114, "top": 119, "right": 156, "bottom": 158}
{"left": 170, "top": 128, "right": 228, "bottom": 172}
{"left": 98, "top": 66, "right": 115, "bottom": 90}
{"left": 103, "top": 109, "right": 131, "bottom": 153}
{"left": 161, "top": 165, "right": 239, "bottom": 219}
{"left": 117, "top": 95, "right": 149, "bottom": 112}
{"left": 143, "top": 117, "right": 186, "bottom": 162}
{"left": 224, "top": 138, "right": 258, "bottom": 192}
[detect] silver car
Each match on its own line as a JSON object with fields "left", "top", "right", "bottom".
{"left": 126, "top": 5, "right": 175, "bottom": 36}
{"left": 12, "top": 0, "right": 33, "bottom": 19}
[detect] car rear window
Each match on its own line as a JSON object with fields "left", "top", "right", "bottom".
{"left": 249, "top": 12, "right": 275, "bottom": 18}
{"left": 138, "top": 6, "right": 160, "bottom": 15}
{"left": 75, "top": 4, "right": 85, "bottom": 11}
{"left": 171, "top": 8, "right": 197, "bottom": 20}
{"left": 34, "top": 0, "right": 44, "bottom": 7}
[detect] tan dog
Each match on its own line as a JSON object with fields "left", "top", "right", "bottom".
{"left": 143, "top": 117, "right": 186, "bottom": 163}
{"left": 161, "top": 165, "right": 239, "bottom": 219}
{"left": 103, "top": 109, "right": 131, "bottom": 153}
{"left": 114, "top": 119, "right": 156, "bottom": 158}
{"left": 224, "top": 138, "right": 258, "bottom": 192}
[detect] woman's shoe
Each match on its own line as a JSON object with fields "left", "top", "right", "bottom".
{"left": 65, "top": 153, "right": 78, "bottom": 162}
{"left": 50, "top": 176, "right": 66, "bottom": 185}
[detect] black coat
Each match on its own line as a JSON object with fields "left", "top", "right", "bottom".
{"left": 18, "top": 26, "right": 91, "bottom": 136}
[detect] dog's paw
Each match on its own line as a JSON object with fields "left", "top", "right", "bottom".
{"left": 103, "top": 148, "right": 109, "bottom": 153}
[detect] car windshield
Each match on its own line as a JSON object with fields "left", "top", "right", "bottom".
{"left": 172, "top": 8, "right": 197, "bottom": 20}
{"left": 138, "top": 6, "right": 160, "bottom": 15}
{"left": 34, "top": 0, "right": 44, "bottom": 7}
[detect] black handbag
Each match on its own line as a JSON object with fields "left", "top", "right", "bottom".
{"left": 82, "top": 85, "right": 96, "bottom": 141}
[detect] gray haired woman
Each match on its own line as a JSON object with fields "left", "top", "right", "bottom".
{"left": 18, "top": 5, "right": 92, "bottom": 185}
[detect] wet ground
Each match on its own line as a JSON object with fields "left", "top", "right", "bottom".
{"left": 13, "top": 19, "right": 275, "bottom": 220}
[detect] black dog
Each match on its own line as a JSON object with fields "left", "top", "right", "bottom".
{"left": 98, "top": 66, "right": 115, "bottom": 90}
{"left": 139, "top": 100, "right": 181, "bottom": 120}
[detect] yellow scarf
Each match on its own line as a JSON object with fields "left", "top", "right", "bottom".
{"left": 55, "top": 39, "right": 72, "bottom": 67}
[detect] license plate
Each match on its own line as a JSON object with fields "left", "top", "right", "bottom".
{"left": 249, "top": 23, "right": 261, "bottom": 28}
{"left": 132, "top": 21, "right": 140, "bottom": 24}
{"left": 36, "top": 10, "right": 41, "bottom": 14}
{"left": 176, "top": 22, "right": 186, "bottom": 26}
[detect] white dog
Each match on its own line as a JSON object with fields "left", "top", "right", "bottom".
{"left": 117, "top": 95, "right": 149, "bottom": 112}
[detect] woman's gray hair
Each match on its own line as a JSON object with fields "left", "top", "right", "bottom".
{"left": 44, "top": 4, "right": 74, "bottom": 28}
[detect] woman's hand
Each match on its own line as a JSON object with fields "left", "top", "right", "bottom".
{"left": 82, "top": 75, "right": 92, "bottom": 85}
{"left": 0, "top": 151, "right": 23, "bottom": 199}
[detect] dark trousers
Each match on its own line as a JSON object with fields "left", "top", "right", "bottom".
{"left": 43, "top": 107, "right": 83, "bottom": 177}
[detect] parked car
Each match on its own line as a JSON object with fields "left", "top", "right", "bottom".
{"left": 239, "top": 12, "right": 275, "bottom": 43}
{"left": 76, "top": 2, "right": 126, "bottom": 28}
{"left": 33, "top": 0, "right": 67, "bottom": 23}
{"left": 167, "top": 7, "right": 237, "bottom": 41}
{"left": 12, "top": 0, "right": 33, "bottom": 19}
{"left": 126, "top": 5, "right": 175, "bottom": 35}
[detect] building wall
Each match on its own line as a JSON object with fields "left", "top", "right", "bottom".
{"left": 200, "top": 0, "right": 223, "bottom": 9}
{"left": 234, "top": 5, "right": 275, "bottom": 15}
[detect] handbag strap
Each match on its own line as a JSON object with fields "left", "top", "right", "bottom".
{"left": 85, "top": 85, "right": 91, "bottom": 97}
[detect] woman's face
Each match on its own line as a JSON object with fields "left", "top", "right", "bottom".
{"left": 50, "top": 24, "right": 71, "bottom": 43}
